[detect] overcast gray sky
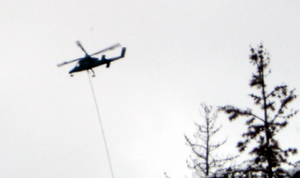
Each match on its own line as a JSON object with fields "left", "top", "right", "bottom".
{"left": 1, "top": 1, "right": 300, "bottom": 177}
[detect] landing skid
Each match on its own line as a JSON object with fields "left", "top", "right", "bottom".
{"left": 88, "top": 69, "right": 96, "bottom": 77}
{"left": 70, "top": 69, "right": 96, "bottom": 77}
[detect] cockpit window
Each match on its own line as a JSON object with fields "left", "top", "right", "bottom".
{"left": 76, "top": 62, "right": 80, "bottom": 67}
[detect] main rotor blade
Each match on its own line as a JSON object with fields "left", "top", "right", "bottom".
{"left": 76, "top": 41, "right": 88, "bottom": 56}
{"left": 57, "top": 58, "right": 82, "bottom": 67}
{"left": 90, "top": 43, "right": 121, "bottom": 56}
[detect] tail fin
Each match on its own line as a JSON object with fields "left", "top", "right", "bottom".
{"left": 106, "top": 61, "right": 110, "bottom": 68}
{"left": 104, "top": 47, "right": 126, "bottom": 63}
{"left": 120, "top": 47, "right": 126, "bottom": 58}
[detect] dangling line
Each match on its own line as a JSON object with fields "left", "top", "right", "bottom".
{"left": 87, "top": 71, "right": 115, "bottom": 178}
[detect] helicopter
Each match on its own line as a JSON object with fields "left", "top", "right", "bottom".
{"left": 57, "top": 41, "right": 126, "bottom": 77}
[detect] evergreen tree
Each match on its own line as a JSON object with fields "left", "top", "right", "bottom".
{"left": 220, "top": 44, "right": 298, "bottom": 177}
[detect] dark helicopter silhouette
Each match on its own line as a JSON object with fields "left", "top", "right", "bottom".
{"left": 57, "top": 41, "right": 126, "bottom": 77}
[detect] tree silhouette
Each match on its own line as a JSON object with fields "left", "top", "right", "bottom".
{"left": 185, "top": 103, "right": 236, "bottom": 177}
{"left": 220, "top": 44, "right": 298, "bottom": 177}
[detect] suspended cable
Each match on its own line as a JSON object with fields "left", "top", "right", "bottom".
{"left": 87, "top": 71, "right": 115, "bottom": 178}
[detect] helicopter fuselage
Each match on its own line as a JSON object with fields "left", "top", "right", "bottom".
{"left": 69, "top": 47, "right": 126, "bottom": 75}
{"left": 69, "top": 56, "right": 105, "bottom": 74}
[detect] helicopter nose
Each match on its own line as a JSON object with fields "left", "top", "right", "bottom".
{"left": 69, "top": 68, "right": 76, "bottom": 74}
